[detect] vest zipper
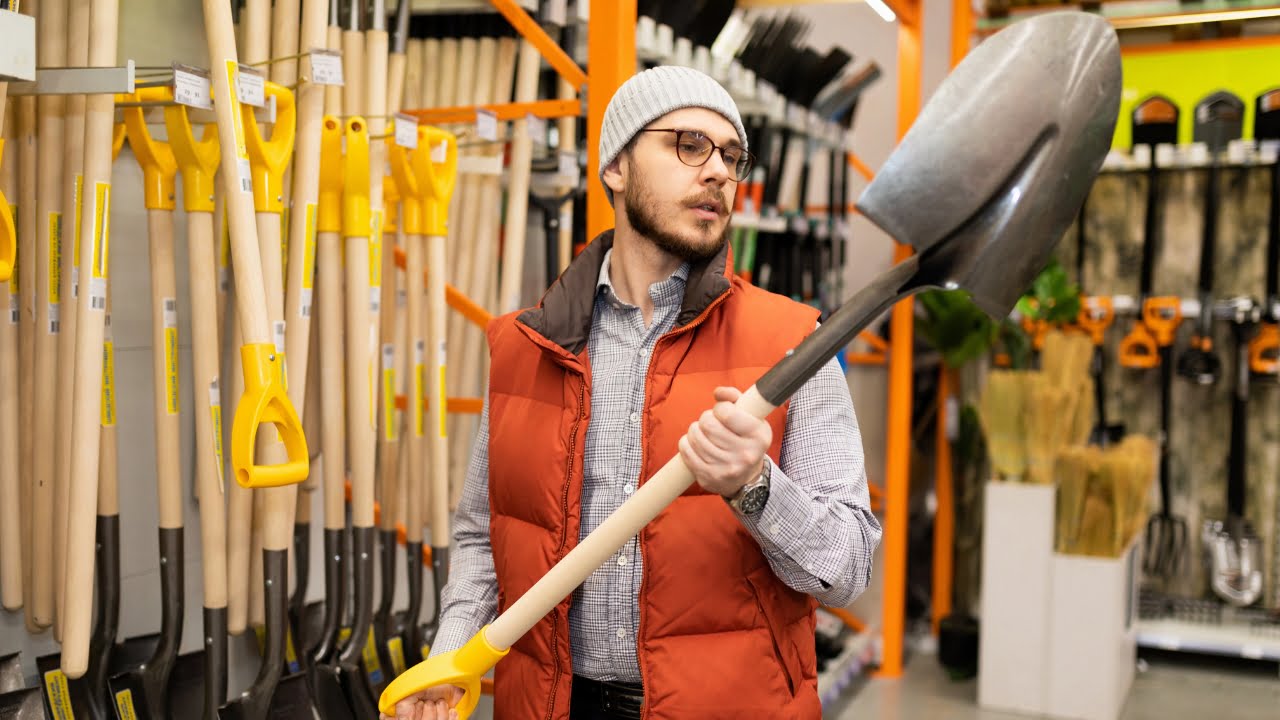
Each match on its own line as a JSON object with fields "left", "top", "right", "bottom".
{"left": 547, "top": 373, "right": 587, "bottom": 720}
{"left": 636, "top": 288, "right": 731, "bottom": 720}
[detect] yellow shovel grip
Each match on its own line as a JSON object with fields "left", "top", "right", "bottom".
{"left": 318, "top": 116, "right": 344, "bottom": 234}
{"left": 385, "top": 176, "right": 400, "bottom": 234}
{"left": 378, "top": 626, "right": 508, "bottom": 718}
{"left": 414, "top": 127, "right": 458, "bottom": 237}
{"left": 230, "top": 342, "right": 309, "bottom": 488}
{"left": 0, "top": 187, "right": 13, "bottom": 283}
{"left": 165, "top": 103, "right": 221, "bottom": 214}
{"left": 244, "top": 82, "right": 298, "bottom": 214}
{"left": 342, "top": 117, "right": 371, "bottom": 239}
{"left": 387, "top": 124, "right": 423, "bottom": 236}
{"left": 112, "top": 122, "right": 127, "bottom": 162}
{"left": 121, "top": 87, "right": 179, "bottom": 211}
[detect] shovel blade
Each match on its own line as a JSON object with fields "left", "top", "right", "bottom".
{"left": 1193, "top": 91, "right": 1245, "bottom": 152}
{"left": 856, "top": 11, "right": 1121, "bottom": 319}
{"left": 0, "top": 688, "right": 48, "bottom": 720}
{"left": 305, "top": 665, "right": 356, "bottom": 720}
{"left": 218, "top": 672, "right": 319, "bottom": 720}
{"left": 0, "top": 655, "right": 23, "bottom": 694}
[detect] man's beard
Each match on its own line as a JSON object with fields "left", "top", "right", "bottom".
{"left": 623, "top": 164, "right": 729, "bottom": 263}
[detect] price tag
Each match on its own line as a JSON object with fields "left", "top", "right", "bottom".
{"left": 89, "top": 277, "right": 106, "bottom": 312}
{"left": 394, "top": 113, "right": 419, "bottom": 149}
{"left": 431, "top": 141, "right": 448, "bottom": 164}
{"left": 7, "top": 294, "right": 16, "bottom": 325}
{"left": 544, "top": 0, "right": 567, "bottom": 25}
{"left": 173, "top": 64, "right": 213, "bottom": 110}
{"left": 476, "top": 109, "right": 498, "bottom": 142}
{"left": 309, "top": 49, "right": 344, "bottom": 86}
{"left": 558, "top": 151, "right": 579, "bottom": 185}
{"left": 527, "top": 114, "right": 547, "bottom": 146}
{"left": 236, "top": 65, "right": 265, "bottom": 107}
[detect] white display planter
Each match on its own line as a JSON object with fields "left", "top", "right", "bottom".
{"left": 978, "top": 481, "right": 1138, "bottom": 720}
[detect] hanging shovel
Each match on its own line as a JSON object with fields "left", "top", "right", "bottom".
{"left": 380, "top": 11, "right": 1122, "bottom": 716}
{"left": 1247, "top": 89, "right": 1280, "bottom": 378}
{"left": 166, "top": 89, "right": 228, "bottom": 720}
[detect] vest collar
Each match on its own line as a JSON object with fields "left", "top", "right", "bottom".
{"left": 516, "top": 229, "right": 735, "bottom": 356}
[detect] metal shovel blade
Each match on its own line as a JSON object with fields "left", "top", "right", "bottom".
{"left": 0, "top": 655, "right": 23, "bottom": 694}
{"left": 0, "top": 688, "right": 47, "bottom": 720}
{"left": 856, "top": 11, "right": 1121, "bottom": 319}
{"left": 1193, "top": 91, "right": 1245, "bottom": 152}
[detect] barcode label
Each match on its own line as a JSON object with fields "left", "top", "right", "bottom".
{"left": 476, "top": 109, "right": 498, "bottom": 142}
{"left": 173, "top": 64, "right": 213, "bottom": 110}
{"left": 394, "top": 113, "right": 418, "bottom": 148}
{"left": 7, "top": 295, "right": 16, "bottom": 325}
{"left": 163, "top": 297, "right": 178, "bottom": 327}
{"left": 238, "top": 158, "right": 253, "bottom": 195}
{"left": 431, "top": 141, "right": 448, "bottom": 164}
{"left": 397, "top": 289, "right": 406, "bottom": 308}
{"left": 309, "top": 49, "right": 344, "bottom": 86}
{"left": 300, "top": 203, "right": 317, "bottom": 318}
{"left": 236, "top": 64, "right": 265, "bottom": 107}
{"left": 415, "top": 340, "right": 425, "bottom": 365}
{"left": 219, "top": 268, "right": 229, "bottom": 294}
{"left": 48, "top": 304, "right": 59, "bottom": 334}
{"left": 274, "top": 320, "right": 286, "bottom": 354}
{"left": 527, "top": 114, "right": 546, "bottom": 146}
{"left": 369, "top": 287, "right": 380, "bottom": 314}
{"left": 90, "top": 277, "right": 107, "bottom": 311}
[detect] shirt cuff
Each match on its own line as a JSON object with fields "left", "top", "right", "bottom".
{"left": 737, "top": 457, "right": 809, "bottom": 557}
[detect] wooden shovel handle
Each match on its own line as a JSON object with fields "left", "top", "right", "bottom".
{"left": 0, "top": 126, "right": 20, "bottom": 611}
{"left": 147, "top": 207, "right": 184, "bottom": 529}
{"left": 317, "top": 117, "right": 346, "bottom": 532}
{"left": 405, "top": 232, "right": 425, "bottom": 544}
{"left": 343, "top": 118, "right": 377, "bottom": 530}
{"left": 427, "top": 232, "right": 449, "bottom": 549}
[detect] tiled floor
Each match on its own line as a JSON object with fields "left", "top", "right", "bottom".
{"left": 826, "top": 648, "right": 1280, "bottom": 719}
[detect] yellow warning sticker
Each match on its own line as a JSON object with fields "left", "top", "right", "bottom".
{"left": 43, "top": 668, "right": 75, "bottom": 720}
{"left": 102, "top": 331, "right": 117, "bottom": 427}
{"left": 73, "top": 174, "right": 83, "bottom": 273}
{"left": 302, "top": 204, "right": 317, "bottom": 291}
{"left": 48, "top": 211, "right": 61, "bottom": 305}
{"left": 383, "top": 344, "right": 396, "bottom": 442}
{"left": 369, "top": 211, "right": 383, "bottom": 290}
{"left": 414, "top": 341, "right": 425, "bottom": 438}
{"left": 281, "top": 206, "right": 291, "bottom": 283}
{"left": 91, "top": 183, "right": 110, "bottom": 280}
{"left": 114, "top": 688, "right": 138, "bottom": 720}
{"left": 387, "top": 636, "right": 406, "bottom": 677}
{"left": 362, "top": 626, "right": 384, "bottom": 684}
{"left": 210, "top": 380, "right": 225, "bottom": 489}
{"left": 164, "top": 297, "right": 180, "bottom": 415}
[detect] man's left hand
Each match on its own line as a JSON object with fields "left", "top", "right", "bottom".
{"left": 678, "top": 386, "right": 771, "bottom": 499}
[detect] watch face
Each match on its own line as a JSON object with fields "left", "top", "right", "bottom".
{"left": 738, "top": 485, "right": 769, "bottom": 515}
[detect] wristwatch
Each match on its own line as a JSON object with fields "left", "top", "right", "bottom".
{"left": 727, "top": 461, "right": 771, "bottom": 516}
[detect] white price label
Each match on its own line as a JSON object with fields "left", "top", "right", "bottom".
{"left": 476, "top": 109, "right": 498, "bottom": 142}
{"left": 48, "top": 303, "right": 60, "bottom": 334}
{"left": 273, "top": 320, "right": 286, "bottom": 354}
{"left": 431, "top": 141, "right": 448, "bottom": 164}
{"left": 301, "top": 288, "right": 313, "bottom": 317}
{"left": 173, "top": 64, "right": 213, "bottom": 110}
{"left": 545, "top": 0, "right": 567, "bottom": 26}
{"left": 89, "top": 277, "right": 106, "bottom": 312}
{"left": 394, "top": 113, "right": 419, "bottom": 149}
{"left": 104, "top": 312, "right": 113, "bottom": 340}
{"left": 397, "top": 289, "right": 407, "bottom": 308}
{"left": 558, "top": 151, "right": 579, "bottom": 185}
{"left": 414, "top": 340, "right": 425, "bottom": 365}
{"left": 527, "top": 114, "right": 547, "bottom": 146}
{"left": 382, "top": 343, "right": 394, "bottom": 370}
{"left": 236, "top": 65, "right": 265, "bottom": 107}
{"left": 370, "top": 287, "right": 381, "bottom": 314}
{"left": 238, "top": 158, "right": 253, "bottom": 195}
{"left": 437, "top": 340, "right": 446, "bottom": 368}
{"left": 309, "top": 49, "right": 344, "bottom": 86}
{"left": 218, "top": 267, "right": 229, "bottom": 294}
{"left": 8, "top": 294, "right": 17, "bottom": 325}
{"left": 1241, "top": 646, "right": 1264, "bottom": 660}
{"left": 163, "top": 297, "right": 178, "bottom": 328}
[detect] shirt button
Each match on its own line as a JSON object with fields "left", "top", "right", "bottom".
{"left": 629, "top": 411, "right": 639, "bottom": 423}
{"left": 769, "top": 524, "right": 781, "bottom": 536}
{"left": 616, "top": 628, "right": 626, "bottom": 639}
{"left": 623, "top": 484, "right": 634, "bottom": 495}
{"left": 617, "top": 555, "right": 628, "bottom": 566}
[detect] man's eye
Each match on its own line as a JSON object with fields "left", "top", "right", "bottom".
{"left": 723, "top": 150, "right": 742, "bottom": 164}
{"left": 679, "top": 142, "right": 703, "bottom": 154}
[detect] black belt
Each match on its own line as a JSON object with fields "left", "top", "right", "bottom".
{"left": 570, "top": 675, "right": 645, "bottom": 720}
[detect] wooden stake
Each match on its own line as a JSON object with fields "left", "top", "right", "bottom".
{"left": 62, "top": 0, "right": 120, "bottom": 677}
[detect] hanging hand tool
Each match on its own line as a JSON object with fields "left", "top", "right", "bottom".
{"left": 303, "top": 116, "right": 357, "bottom": 720}
{"left": 1204, "top": 297, "right": 1265, "bottom": 607}
{"left": 108, "top": 85, "right": 186, "bottom": 720}
{"left": 1248, "top": 89, "right": 1280, "bottom": 378}
{"left": 52, "top": 0, "right": 91, "bottom": 646}
{"left": 1176, "top": 91, "right": 1244, "bottom": 385}
{"left": 62, "top": 0, "right": 123, "bottom": 678}
{"left": 1115, "top": 95, "right": 1185, "bottom": 581}
{"left": 418, "top": 127, "right": 457, "bottom": 661}
{"left": 1, "top": 110, "right": 20, "bottom": 613}
{"left": 1074, "top": 197, "right": 1124, "bottom": 446}
{"left": 33, "top": 0, "right": 69, "bottom": 635}
{"left": 166, "top": 95, "right": 229, "bottom": 720}
{"left": 381, "top": 12, "right": 1121, "bottom": 715}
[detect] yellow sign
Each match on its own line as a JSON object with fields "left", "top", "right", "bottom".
{"left": 387, "top": 636, "right": 407, "bottom": 677}
{"left": 43, "top": 669, "right": 76, "bottom": 720}
{"left": 114, "top": 689, "right": 138, "bottom": 720}
{"left": 48, "top": 212, "right": 61, "bottom": 304}
{"left": 91, "top": 183, "right": 111, "bottom": 280}
{"left": 102, "top": 331, "right": 117, "bottom": 427}
{"left": 363, "top": 626, "right": 384, "bottom": 684}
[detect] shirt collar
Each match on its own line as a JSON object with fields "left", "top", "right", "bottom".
{"left": 596, "top": 248, "right": 691, "bottom": 309}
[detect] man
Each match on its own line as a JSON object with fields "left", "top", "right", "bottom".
{"left": 387, "top": 66, "right": 881, "bottom": 720}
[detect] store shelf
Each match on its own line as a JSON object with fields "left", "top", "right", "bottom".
{"left": 1137, "top": 617, "right": 1280, "bottom": 661}
{"left": 817, "top": 625, "right": 878, "bottom": 708}
{"left": 978, "top": 0, "right": 1280, "bottom": 32}
{"left": 730, "top": 214, "right": 789, "bottom": 233}
{"left": 1099, "top": 139, "right": 1280, "bottom": 173}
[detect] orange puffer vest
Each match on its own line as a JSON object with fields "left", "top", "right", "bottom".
{"left": 485, "top": 232, "right": 823, "bottom": 719}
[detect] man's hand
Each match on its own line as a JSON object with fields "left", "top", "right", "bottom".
{"left": 678, "top": 386, "right": 771, "bottom": 499}
{"left": 380, "top": 685, "right": 465, "bottom": 720}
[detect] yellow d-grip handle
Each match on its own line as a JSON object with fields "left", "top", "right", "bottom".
{"left": 378, "top": 627, "right": 509, "bottom": 718}
{"left": 165, "top": 102, "right": 221, "bottom": 214}
{"left": 243, "top": 81, "right": 298, "bottom": 214}
{"left": 1117, "top": 322, "right": 1159, "bottom": 370}
{"left": 121, "top": 87, "right": 179, "bottom": 211}
{"left": 413, "top": 126, "right": 458, "bottom": 238}
{"left": 1249, "top": 323, "right": 1279, "bottom": 376}
{"left": 342, "top": 117, "right": 371, "bottom": 239}
{"left": 318, "top": 115, "right": 344, "bottom": 234}
{"left": 231, "top": 342, "right": 309, "bottom": 488}
{"left": 388, "top": 124, "right": 423, "bottom": 235}
{"left": 113, "top": 122, "right": 127, "bottom": 162}
{"left": 0, "top": 143, "right": 12, "bottom": 281}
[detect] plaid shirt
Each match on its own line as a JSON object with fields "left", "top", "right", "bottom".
{"left": 430, "top": 249, "right": 882, "bottom": 682}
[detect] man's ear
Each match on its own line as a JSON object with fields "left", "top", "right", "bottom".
{"left": 602, "top": 153, "right": 627, "bottom": 197}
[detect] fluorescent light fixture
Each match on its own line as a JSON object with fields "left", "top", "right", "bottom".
{"left": 865, "top": 0, "right": 897, "bottom": 23}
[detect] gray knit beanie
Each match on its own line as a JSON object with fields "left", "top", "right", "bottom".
{"left": 598, "top": 65, "right": 748, "bottom": 205}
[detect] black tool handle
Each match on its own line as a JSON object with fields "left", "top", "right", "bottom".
{"left": 1158, "top": 346, "right": 1174, "bottom": 517}
{"left": 290, "top": 522, "right": 311, "bottom": 627}
{"left": 375, "top": 529, "right": 398, "bottom": 641}
{"left": 217, "top": 549, "right": 289, "bottom": 720}
{"left": 141, "top": 527, "right": 184, "bottom": 718}
{"left": 336, "top": 527, "right": 379, "bottom": 717}
{"left": 87, "top": 514, "right": 121, "bottom": 720}
{"left": 403, "top": 541, "right": 425, "bottom": 666}
{"left": 1267, "top": 161, "right": 1280, "bottom": 314}
{"left": 202, "top": 607, "right": 228, "bottom": 720}
{"left": 757, "top": 254, "right": 921, "bottom": 406}
{"left": 1139, "top": 157, "right": 1161, "bottom": 298}
{"left": 309, "top": 528, "right": 346, "bottom": 665}
{"left": 1228, "top": 323, "right": 1250, "bottom": 517}
{"left": 1196, "top": 159, "right": 1221, "bottom": 338}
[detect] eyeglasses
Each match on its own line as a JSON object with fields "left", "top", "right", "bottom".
{"left": 638, "top": 129, "right": 754, "bottom": 182}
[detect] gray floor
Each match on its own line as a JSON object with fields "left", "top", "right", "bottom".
{"left": 826, "top": 650, "right": 1280, "bottom": 719}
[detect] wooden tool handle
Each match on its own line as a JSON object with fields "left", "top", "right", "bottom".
{"left": 63, "top": 0, "right": 122, "bottom": 675}
{"left": 377, "top": 237, "right": 400, "bottom": 534}
{"left": 387, "top": 50, "right": 407, "bottom": 118}
{"left": 317, "top": 230, "right": 346, "bottom": 531}
{"left": 324, "top": 23, "right": 343, "bottom": 116}
{"left": 343, "top": 29, "right": 366, "bottom": 117}
{"left": 98, "top": 284, "right": 118, "bottom": 520}
{"left": 498, "top": 39, "right": 541, "bottom": 314}
{"left": 404, "top": 39, "right": 423, "bottom": 111}
{"left": 428, "top": 232, "right": 449, "bottom": 549}
{"left": 1, "top": 126, "right": 21, "bottom": 611}
{"left": 243, "top": 0, "right": 271, "bottom": 65}
{"left": 188, "top": 210, "right": 228, "bottom": 610}
{"left": 343, "top": 118, "right": 377, "bottom": 531}
{"left": 225, "top": 312, "right": 252, "bottom": 634}
{"left": 420, "top": 38, "right": 440, "bottom": 110}
{"left": 149, "top": 208, "right": 185, "bottom": 530}
{"left": 16, "top": 93, "right": 37, "bottom": 634}
{"left": 270, "top": 0, "right": 301, "bottom": 86}
{"left": 405, "top": 233, "right": 425, "bottom": 545}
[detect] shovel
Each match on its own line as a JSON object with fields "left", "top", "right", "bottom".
{"left": 1176, "top": 91, "right": 1244, "bottom": 385}
{"left": 166, "top": 94, "right": 229, "bottom": 720}
{"left": 1247, "top": 89, "right": 1280, "bottom": 377}
{"left": 107, "top": 86, "right": 187, "bottom": 720}
{"left": 380, "top": 11, "right": 1122, "bottom": 716}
